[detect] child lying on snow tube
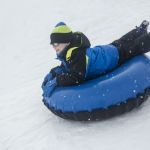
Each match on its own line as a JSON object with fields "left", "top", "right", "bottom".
{"left": 42, "top": 20, "right": 150, "bottom": 97}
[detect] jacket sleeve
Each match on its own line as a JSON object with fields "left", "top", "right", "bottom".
{"left": 56, "top": 49, "right": 86, "bottom": 86}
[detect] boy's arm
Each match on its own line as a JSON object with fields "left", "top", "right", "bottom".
{"left": 56, "top": 49, "right": 86, "bottom": 86}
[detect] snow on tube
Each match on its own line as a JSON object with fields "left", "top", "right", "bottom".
{"left": 43, "top": 55, "right": 150, "bottom": 121}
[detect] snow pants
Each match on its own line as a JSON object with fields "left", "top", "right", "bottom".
{"left": 112, "top": 28, "right": 150, "bottom": 64}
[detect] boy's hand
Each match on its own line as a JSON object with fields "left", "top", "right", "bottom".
{"left": 42, "top": 78, "right": 57, "bottom": 97}
{"left": 51, "top": 66, "right": 66, "bottom": 76}
{"left": 42, "top": 73, "right": 53, "bottom": 89}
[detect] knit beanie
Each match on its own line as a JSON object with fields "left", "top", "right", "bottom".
{"left": 50, "top": 22, "right": 73, "bottom": 44}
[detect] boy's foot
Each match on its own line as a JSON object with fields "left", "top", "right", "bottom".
{"left": 138, "top": 20, "right": 149, "bottom": 32}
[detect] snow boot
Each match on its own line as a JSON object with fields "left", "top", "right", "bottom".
{"left": 137, "top": 20, "right": 149, "bottom": 33}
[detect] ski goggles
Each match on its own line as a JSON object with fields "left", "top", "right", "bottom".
{"left": 51, "top": 43, "right": 60, "bottom": 47}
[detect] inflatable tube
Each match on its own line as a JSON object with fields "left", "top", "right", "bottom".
{"left": 43, "top": 55, "right": 150, "bottom": 121}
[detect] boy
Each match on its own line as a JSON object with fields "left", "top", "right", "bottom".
{"left": 42, "top": 21, "right": 150, "bottom": 97}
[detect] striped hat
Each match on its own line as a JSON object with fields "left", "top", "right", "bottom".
{"left": 50, "top": 22, "right": 73, "bottom": 44}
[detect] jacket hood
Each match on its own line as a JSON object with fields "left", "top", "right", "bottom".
{"left": 71, "top": 32, "right": 91, "bottom": 48}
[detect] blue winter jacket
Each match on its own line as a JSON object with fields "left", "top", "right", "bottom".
{"left": 50, "top": 32, "right": 119, "bottom": 86}
{"left": 86, "top": 45, "right": 119, "bottom": 78}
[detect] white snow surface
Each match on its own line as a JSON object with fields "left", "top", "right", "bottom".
{"left": 1, "top": 0, "right": 150, "bottom": 150}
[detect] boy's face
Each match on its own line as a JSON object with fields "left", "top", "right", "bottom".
{"left": 52, "top": 43, "right": 70, "bottom": 54}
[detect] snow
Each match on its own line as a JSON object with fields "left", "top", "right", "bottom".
{"left": 1, "top": 0, "right": 150, "bottom": 150}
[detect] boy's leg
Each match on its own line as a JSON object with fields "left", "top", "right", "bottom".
{"left": 112, "top": 20, "right": 149, "bottom": 49}
{"left": 116, "top": 33, "right": 150, "bottom": 64}
{"left": 129, "top": 33, "right": 150, "bottom": 57}
{"left": 112, "top": 20, "right": 149, "bottom": 64}
{"left": 112, "top": 29, "right": 145, "bottom": 64}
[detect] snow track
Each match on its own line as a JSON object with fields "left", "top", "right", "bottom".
{"left": 1, "top": 0, "right": 150, "bottom": 149}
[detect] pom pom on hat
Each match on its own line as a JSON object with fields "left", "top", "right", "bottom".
{"left": 55, "top": 22, "right": 66, "bottom": 27}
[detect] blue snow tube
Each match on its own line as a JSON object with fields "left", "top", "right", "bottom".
{"left": 43, "top": 55, "right": 150, "bottom": 121}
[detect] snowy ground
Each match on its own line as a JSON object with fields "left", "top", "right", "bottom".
{"left": 1, "top": 0, "right": 150, "bottom": 149}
